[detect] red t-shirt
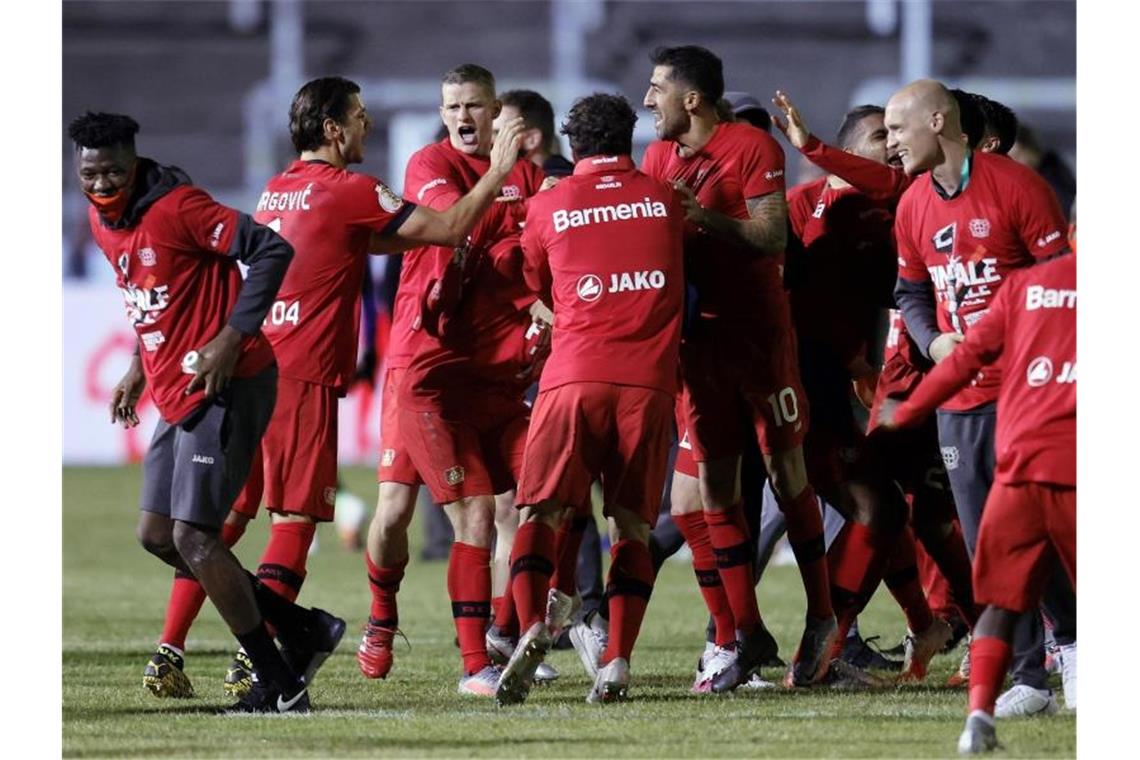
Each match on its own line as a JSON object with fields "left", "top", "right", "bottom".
{"left": 397, "top": 139, "right": 545, "bottom": 413}
{"left": 894, "top": 254, "right": 1075, "bottom": 486}
{"left": 895, "top": 151, "right": 1068, "bottom": 410}
{"left": 253, "top": 160, "right": 414, "bottom": 392}
{"left": 520, "top": 154, "right": 684, "bottom": 394}
{"left": 90, "top": 186, "right": 274, "bottom": 424}
{"left": 641, "top": 122, "right": 785, "bottom": 326}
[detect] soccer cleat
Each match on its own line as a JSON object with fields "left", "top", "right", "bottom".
{"left": 946, "top": 636, "right": 972, "bottom": 687}
{"left": 535, "top": 661, "right": 560, "bottom": 684}
{"left": 943, "top": 616, "right": 971, "bottom": 654}
{"left": 711, "top": 624, "right": 780, "bottom": 694}
{"left": 568, "top": 610, "right": 608, "bottom": 679}
{"left": 222, "top": 674, "right": 310, "bottom": 714}
{"left": 785, "top": 615, "right": 839, "bottom": 687}
{"left": 457, "top": 664, "right": 503, "bottom": 697}
{"left": 143, "top": 644, "right": 195, "bottom": 699}
{"left": 898, "top": 617, "right": 953, "bottom": 683}
{"left": 994, "top": 684, "right": 1058, "bottom": 718}
{"left": 545, "top": 588, "right": 582, "bottom": 638}
{"left": 742, "top": 673, "right": 778, "bottom": 690}
{"left": 280, "top": 607, "right": 347, "bottom": 687}
{"left": 485, "top": 625, "right": 517, "bottom": 666}
{"left": 223, "top": 649, "right": 254, "bottom": 698}
{"left": 587, "top": 657, "right": 630, "bottom": 704}
{"left": 692, "top": 644, "right": 738, "bottom": 694}
{"left": 356, "top": 622, "right": 405, "bottom": 680}
{"left": 1059, "top": 643, "right": 1076, "bottom": 711}
{"left": 957, "top": 710, "right": 998, "bottom": 754}
{"left": 841, "top": 633, "right": 903, "bottom": 672}
{"left": 495, "top": 622, "right": 553, "bottom": 706}
{"left": 822, "top": 658, "right": 891, "bottom": 690}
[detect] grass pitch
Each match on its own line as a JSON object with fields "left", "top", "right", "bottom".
{"left": 63, "top": 465, "right": 1075, "bottom": 757}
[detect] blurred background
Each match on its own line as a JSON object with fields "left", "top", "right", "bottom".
{"left": 62, "top": 0, "right": 1076, "bottom": 467}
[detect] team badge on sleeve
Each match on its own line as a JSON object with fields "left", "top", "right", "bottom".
{"left": 375, "top": 183, "right": 404, "bottom": 213}
{"left": 444, "top": 466, "right": 465, "bottom": 486}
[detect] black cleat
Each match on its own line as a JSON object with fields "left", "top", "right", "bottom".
{"left": 223, "top": 649, "right": 255, "bottom": 697}
{"left": 841, "top": 633, "right": 903, "bottom": 672}
{"left": 221, "top": 676, "right": 310, "bottom": 714}
{"left": 143, "top": 644, "right": 195, "bottom": 699}
{"left": 280, "top": 608, "right": 346, "bottom": 687}
{"left": 711, "top": 625, "right": 780, "bottom": 694}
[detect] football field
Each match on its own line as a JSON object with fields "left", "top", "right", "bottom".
{"left": 63, "top": 465, "right": 1075, "bottom": 758}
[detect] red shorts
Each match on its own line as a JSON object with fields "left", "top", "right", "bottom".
{"left": 376, "top": 367, "right": 423, "bottom": 486}
{"left": 674, "top": 421, "right": 699, "bottom": 479}
{"left": 230, "top": 446, "right": 263, "bottom": 520}
{"left": 261, "top": 376, "right": 339, "bottom": 522}
{"left": 679, "top": 318, "right": 809, "bottom": 461}
{"left": 518, "top": 383, "right": 673, "bottom": 526}
{"left": 399, "top": 395, "right": 529, "bottom": 505}
{"left": 973, "top": 481, "right": 1076, "bottom": 613}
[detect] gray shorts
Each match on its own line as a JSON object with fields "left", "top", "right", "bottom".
{"left": 140, "top": 366, "right": 277, "bottom": 528}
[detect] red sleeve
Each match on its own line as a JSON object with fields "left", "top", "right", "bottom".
{"left": 404, "top": 147, "right": 464, "bottom": 211}
{"left": 1012, "top": 167, "right": 1069, "bottom": 259}
{"left": 738, "top": 129, "right": 786, "bottom": 199}
{"left": 893, "top": 191, "right": 929, "bottom": 282}
{"left": 173, "top": 187, "right": 240, "bottom": 254}
{"left": 520, "top": 204, "right": 553, "bottom": 305}
{"left": 801, "top": 135, "right": 910, "bottom": 201}
{"left": 345, "top": 174, "right": 415, "bottom": 235}
{"left": 893, "top": 282, "right": 1010, "bottom": 425}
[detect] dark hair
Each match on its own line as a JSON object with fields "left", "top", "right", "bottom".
{"left": 561, "top": 93, "right": 637, "bottom": 159}
{"left": 500, "top": 89, "right": 557, "bottom": 149}
{"left": 441, "top": 63, "right": 496, "bottom": 94}
{"left": 836, "top": 104, "right": 885, "bottom": 150}
{"left": 974, "top": 95, "right": 1018, "bottom": 154}
{"left": 950, "top": 89, "right": 985, "bottom": 149}
{"left": 289, "top": 76, "right": 361, "bottom": 153}
{"left": 650, "top": 45, "right": 724, "bottom": 105}
{"left": 67, "top": 112, "right": 140, "bottom": 151}
{"left": 737, "top": 107, "right": 772, "bottom": 133}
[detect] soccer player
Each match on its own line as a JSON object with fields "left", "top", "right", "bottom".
{"left": 366, "top": 64, "right": 545, "bottom": 696}
{"left": 887, "top": 79, "right": 1071, "bottom": 711}
{"left": 877, "top": 244, "right": 1075, "bottom": 753}
{"left": 639, "top": 45, "right": 835, "bottom": 691}
{"left": 494, "top": 92, "right": 684, "bottom": 705}
{"left": 495, "top": 89, "right": 575, "bottom": 177}
{"left": 71, "top": 111, "right": 340, "bottom": 713}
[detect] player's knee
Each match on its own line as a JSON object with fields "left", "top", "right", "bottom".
{"left": 136, "top": 514, "right": 175, "bottom": 559}
{"left": 608, "top": 508, "right": 650, "bottom": 545}
{"left": 171, "top": 521, "right": 221, "bottom": 570}
{"left": 767, "top": 449, "right": 809, "bottom": 500}
{"left": 447, "top": 495, "right": 496, "bottom": 546}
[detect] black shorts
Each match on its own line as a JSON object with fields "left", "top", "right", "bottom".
{"left": 140, "top": 366, "right": 277, "bottom": 529}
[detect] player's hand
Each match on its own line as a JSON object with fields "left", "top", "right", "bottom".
{"left": 770, "top": 90, "right": 811, "bottom": 149}
{"left": 929, "top": 332, "right": 965, "bottom": 363}
{"left": 539, "top": 176, "right": 562, "bottom": 192}
{"left": 874, "top": 397, "right": 900, "bottom": 430}
{"left": 528, "top": 299, "right": 554, "bottom": 329}
{"left": 671, "top": 180, "right": 709, "bottom": 227}
{"left": 109, "top": 356, "right": 146, "bottom": 428}
{"left": 185, "top": 325, "right": 243, "bottom": 399}
{"left": 488, "top": 116, "right": 525, "bottom": 179}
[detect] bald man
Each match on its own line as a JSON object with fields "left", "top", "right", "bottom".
{"left": 886, "top": 80, "right": 1073, "bottom": 718}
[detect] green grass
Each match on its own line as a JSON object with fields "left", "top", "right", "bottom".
{"left": 64, "top": 465, "right": 1075, "bottom": 758}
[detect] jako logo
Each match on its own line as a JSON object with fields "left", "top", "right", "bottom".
{"left": 577, "top": 274, "right": 603, "bottom": 302}
{"left": 191, "top": 454, "right": 215, "bottom": 465}
{"left": 576, "top": 271, "right": 667, "bottom": 302}
{"left": 553, "top": 197, "right": 668, "bottom": 233}
{"left": 1026, "top": 356, "right": 1053, "bottom": 387}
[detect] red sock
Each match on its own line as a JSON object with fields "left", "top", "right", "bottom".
{"left": 160, "top": 520, "right": 246, "bottom": 650}
{"left": 508, "top": 522, "right": 556, "bottom": 631}
{"left": 447, "top": 542, "right": 492, "bottom": 675}
{"left": 365, "top": 552, "right": 407, "bottom": 629}
{"left": 601, "top": 540, "right": 654, "bottom": 666}
{"left": 884, "top": 526, "right": 934, "bottom": 633}
{"left": 777, "top": 484, "right": 834, "bottom": 619}
{"left": 674, "top": 512, "right": 735, "bottom": 647}
{"left": 920, "top": 520, "right": 980, "bottom": 626}
{"left": 827, "top": 521, "right": 890, "bottom": 644}
{"left": 552, "top": 515, "right": 588, "bottom": 596}
{"left": 968, "top": 635, "right": 1012, "bottom": 715}
{"left": 492, "top": 574, "right": 520, "bottom": 637}
{"left": 705, "top": 505, "right": 760, "bottom": 631}
{"left": 256, "top": 521, "right": 316, "bottom": 603}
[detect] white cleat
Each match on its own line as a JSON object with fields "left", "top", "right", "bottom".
{"left": 994, "top": 684, "right": 1058, "bottom": 718}
{"left": 692, "top": 644, "right": 738, "bottom": 694}
{"left": 957, "top": 710, "right": 998, "bottom": 754}
{"left": 535, "top": 661, "right": 560, "bottom": 684}
{"left": 495, "top": 622, "right": 552, "bottom": 706}
{"left": 485, "top": 626, "right": 516, "bottom": 666}
{"left": 742, "top": 673, "right": 779, "bottom": 690}
{"left": 1059, "top": 643, "right": 1076, "bottom": 711}
{"left": 545, "top": 588, "right": 582, "bottom": 638}
{"left": 568, "top": 610, "right": 608, "bottom": 679}
{"left": 587, "top": 657, "right": 630, "bottom": 704}
{"left": 457, "top": 664, "right": 503, "bottom": 697}
{"left": 899, "top": 617, "right": 952, "bottom": 682}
